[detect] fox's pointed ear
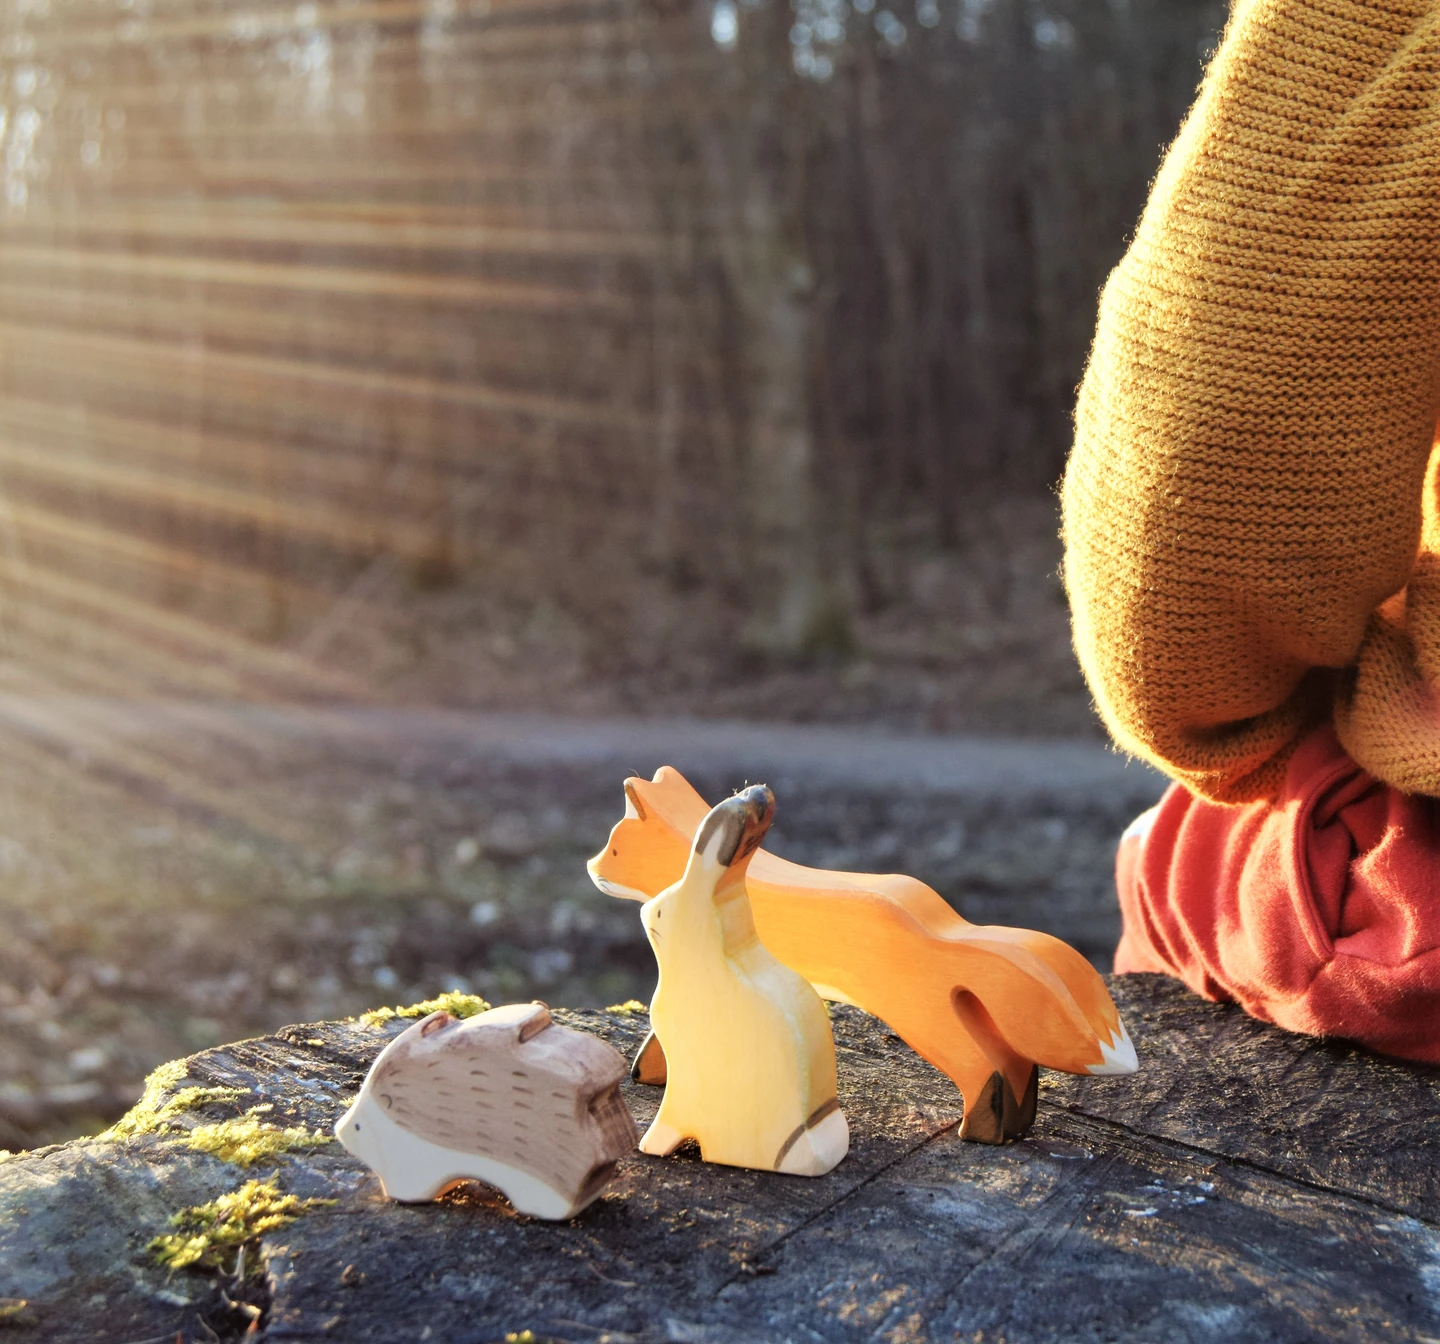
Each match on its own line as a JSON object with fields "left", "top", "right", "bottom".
{"left": 653, "top": 766, "right": 708, "bottom": 808}
{"left": 623, "top": 780, "right": 648, "bottom": 821}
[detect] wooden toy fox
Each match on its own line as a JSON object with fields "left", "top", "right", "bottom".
{"left": 335, "top": 1002, "right": 638, "bottom": 1219}
{"left": 589, "top": 767, "right": 1137, "bottom": 1144}
{"left": 638, "top": 784, "right": 849, "bottom": 1176}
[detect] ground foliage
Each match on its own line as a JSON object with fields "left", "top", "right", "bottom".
{"left": 150, "top": 1179, "right": 335, "bottom": 1273}
{"left": 180, "top": 1107, "right": 334, "bottom": 1168}
{"left": 358, "top": 989, "right": 494, "bottom": 1028}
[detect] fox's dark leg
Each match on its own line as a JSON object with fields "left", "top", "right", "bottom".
{"left": 631, "top": 1030, "right": 668, "bottom": 1086}
{"left": 957, "top": 1064, "right": 1039, "bottom": 1144}
{"left": 1009, "top": 1063, "right": 1039, "bottom": 1136}
{"left": 952, "top": 990, "right": 1041, "bottom": 1143}
{"left": 958, "top": 1071, "right": 1007, "bottom": 1144}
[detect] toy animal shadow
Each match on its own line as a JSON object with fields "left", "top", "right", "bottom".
{"left": 335, "top": 1002, "right": 638, "bottom": 1219}
{"left": 638, "top": 783, "right": 848, "bottom": 1177}
{"left": 589, "top": 768, "right": 1137, "bottom": 1144}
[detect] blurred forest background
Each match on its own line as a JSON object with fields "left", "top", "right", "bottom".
{"left": 0, "top": 0, "right": 1218, "bottom": 1148}
{"left": 0, "top": 0, "right": 1227, "bottom": 730}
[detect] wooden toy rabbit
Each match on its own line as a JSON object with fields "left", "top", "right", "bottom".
{"left": 590, "top": 767, "right": 1137, "bottom": 1144}
{"left": 335, "top": 1002, "right": 638, "bottom": 1219}
{"left": 638, "top": 784, "right": 849, "bottom": 1177}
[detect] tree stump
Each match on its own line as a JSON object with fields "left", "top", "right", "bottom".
{"left": 2, "top": 975, "right": 1438, "bottom": 1342}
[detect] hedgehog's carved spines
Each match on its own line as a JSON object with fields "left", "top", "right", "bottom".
{"left": 335, "top": 1002, "right": 638, "bottom": 1219}
{"left": 589, "top": 766, "right": 1137, "bottom": 1144}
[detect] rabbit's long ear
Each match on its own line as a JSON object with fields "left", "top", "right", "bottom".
{"left": 693, "top": 800, "right": 746, "bottom": 868}
{"left": 692, "top": 785, "right": 774, "bottom": 870}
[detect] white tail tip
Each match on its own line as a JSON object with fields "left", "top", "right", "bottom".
{"left": 1086, "top": 1019, "right": 1138, "bottom": 1075}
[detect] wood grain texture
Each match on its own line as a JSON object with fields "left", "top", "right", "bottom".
{"left": 1046, "top": 972, "right": 1440, "bottom": 1223}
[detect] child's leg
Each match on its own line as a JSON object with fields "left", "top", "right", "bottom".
{"left": 1114, "top": 724, "right": 1440, "bottom": 1064}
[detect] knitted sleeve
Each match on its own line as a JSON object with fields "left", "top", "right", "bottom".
{"left": 1062, "top": 0, "right": 1440, "bottom": 803}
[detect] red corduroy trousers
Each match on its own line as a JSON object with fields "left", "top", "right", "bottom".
{"left": 1115, "top": 724, "right": 1440, "bottom": 1063}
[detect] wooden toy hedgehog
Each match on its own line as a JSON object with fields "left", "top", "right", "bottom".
{"left": 335, "top": 1002, "right": 638, "bottom": 1219}
{"left": 590, "top": 767, "right": 1137, "bottom": 1144}
{"left": 638, "top": 784, "right": 849, "bottom": 1177}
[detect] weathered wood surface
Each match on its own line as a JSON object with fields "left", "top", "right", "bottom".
{"left": 2, "top": 974, "right": 1438, "bottom": 1343}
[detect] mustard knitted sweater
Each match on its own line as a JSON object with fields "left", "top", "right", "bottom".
{"left": 1063, "top": 0, "right": 1440, "bottom": 803}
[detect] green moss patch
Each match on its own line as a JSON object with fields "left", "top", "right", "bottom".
{"left": 181, "top": 1105, "right": 332, "bottom": 1167}
{"left": 604, "top": 1000, "right": 648, "bottom": 1015}
{"left": 102, "top": 1059, "right": 246, "bottom": 1141}
{"left": 99, "top": 1058, "right": 330, "bottom": 1166}
{"left": 150, "top": 1179, "right": 333, "bottom": 1273}
{"left": 359, "top": 989, "right": 491, "bottom": 1027}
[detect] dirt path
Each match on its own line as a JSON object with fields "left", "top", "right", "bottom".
{"left": 0, "top": 694, "right": 1165, "bottom": 799}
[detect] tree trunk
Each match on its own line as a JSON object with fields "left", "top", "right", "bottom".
{"left": 705, "top": 15, "right": 853, "bottom": 658}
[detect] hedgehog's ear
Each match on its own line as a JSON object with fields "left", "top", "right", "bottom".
{"left": 517, "top": 1002, "right": 553, "bottom": 1043}
{"left": 419, "top": 1011, "right": 457, "bottom": 1037}
{"left": 623, "top": 780, "right": 647, "bottom": 821}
